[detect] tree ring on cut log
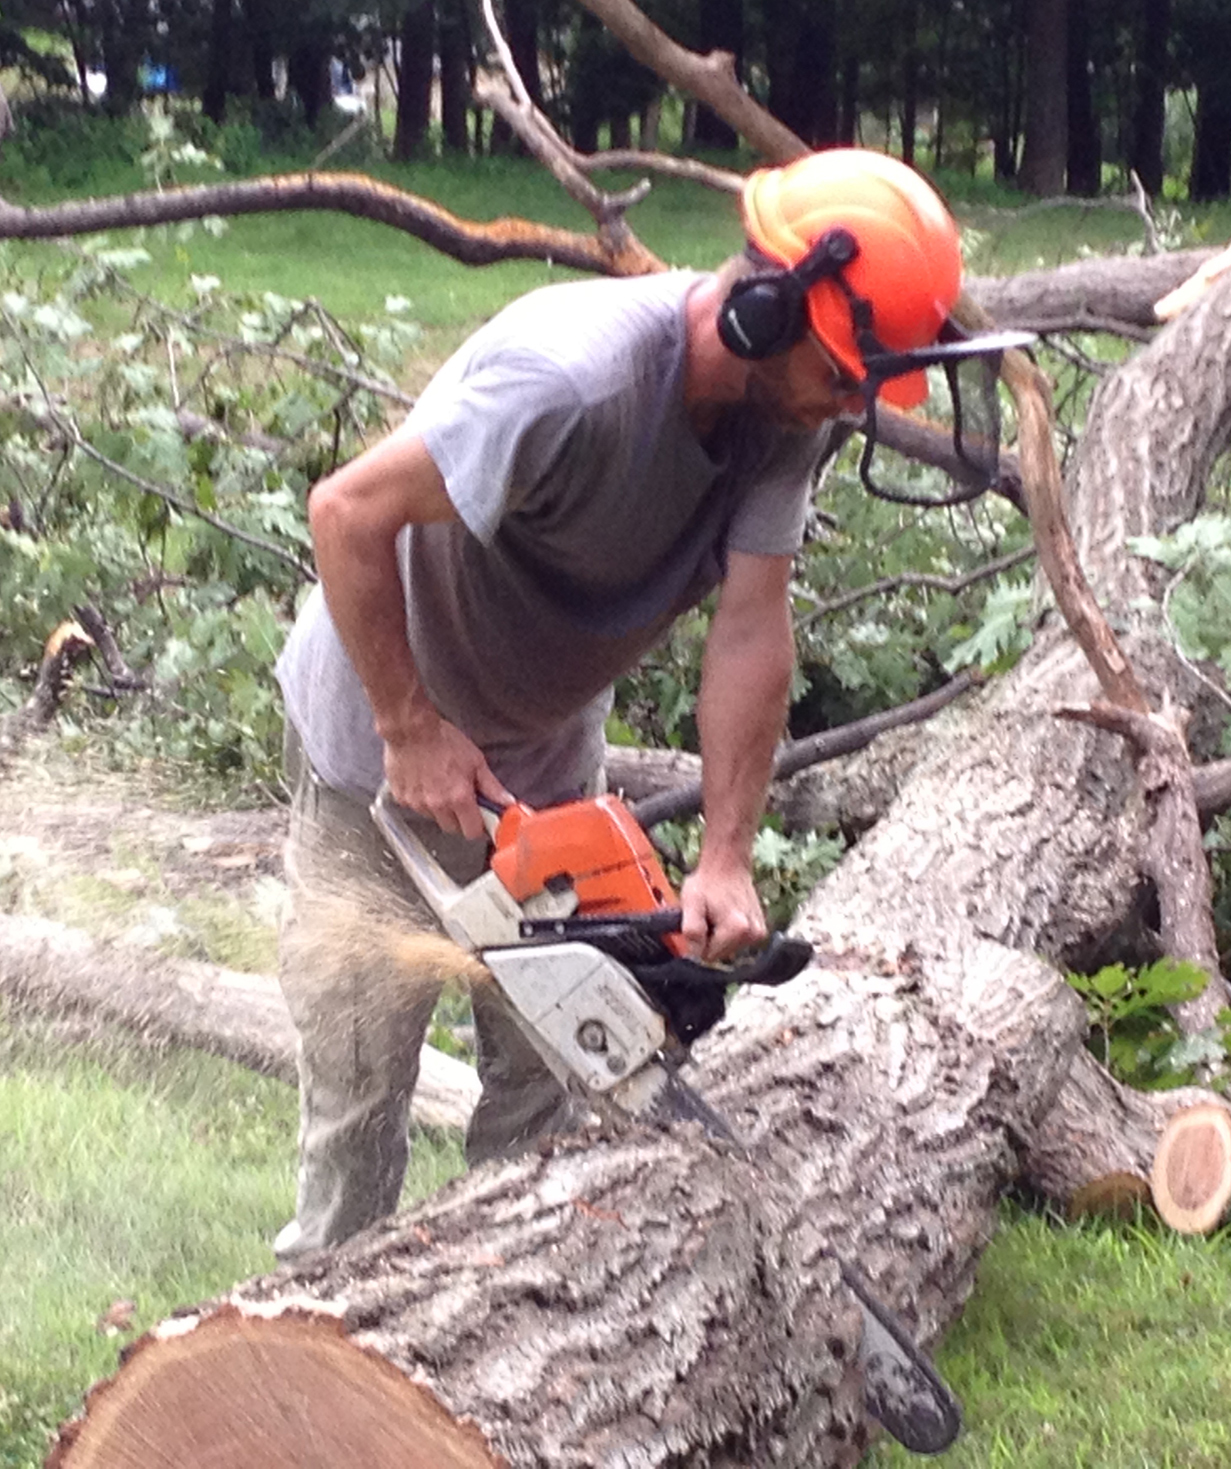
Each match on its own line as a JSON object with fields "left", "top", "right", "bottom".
{"left": 1150, "top": 1104, "right": 1231, "bottom": 1235}
{"left": 47, "top": 1303, "right": 504, "bottom": 1469}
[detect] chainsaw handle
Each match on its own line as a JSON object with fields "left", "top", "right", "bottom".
{"left": 728, "top": 933, "right": 813, "bottom": 987}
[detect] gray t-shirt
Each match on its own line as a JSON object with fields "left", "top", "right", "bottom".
{"left": 277, "top": 270, "right": 839, "bottom": 804}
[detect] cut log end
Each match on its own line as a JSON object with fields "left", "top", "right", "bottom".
{"left": 1150, "top": 1103, "right": 1231, "bottom": 1234}
{"left": 47, "top": 1303, "right": 503, "bottom": 1469}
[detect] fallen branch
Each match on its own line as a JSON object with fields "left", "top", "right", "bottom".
{"left": 630, "top": 668, "right": 983, "bottom": 828}
{"left": 576, "top": 0, "right": 807, "bottom": 164}
{"left": 0, "top": 619, "right": 95, "bottom": 774}
{"left": 1057, "top": 698, "right": 1228, "bottom": 1030}
{"left": 796, "top": 546, "right": 1034, "bottom": 627}
{"left": 0, "top": 913, "right": 479, "bottom": 1131}
{"left": 0, "top": 172, "right": 662, "bottom": 276}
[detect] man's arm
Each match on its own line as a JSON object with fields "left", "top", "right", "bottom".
{"left": 308, "top": 421, "right": 512, "bottom": 837}
{"left": 680, "top": 549, "right": 796, "bottom": 960}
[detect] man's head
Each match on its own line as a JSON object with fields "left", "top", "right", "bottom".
{"left": 718, "top": 148, "right": 963, "bottom": 409}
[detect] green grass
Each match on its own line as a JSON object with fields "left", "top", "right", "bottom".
{"left": 869, "top": 1201, "right": 1231, "bottom": 1469}
{"left": 0, "top": 1003, "right": 463, "bottom": 1468}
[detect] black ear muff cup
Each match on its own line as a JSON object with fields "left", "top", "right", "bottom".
{"left": 716, "top": 226, "right": 860, "bottom": 361}
{"left": 717, "top": 273, "right": 808, "bottom": 359}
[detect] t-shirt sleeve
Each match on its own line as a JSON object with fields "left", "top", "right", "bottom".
{"left": 726, "top": 420, "right": 845, "bottom": 557}
{"left": 409, "top": 349, "right": 583, "bottom": 545}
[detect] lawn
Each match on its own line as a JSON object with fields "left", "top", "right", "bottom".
{"left": 0, "top": 1002, "right": 463, "bottom": 1468}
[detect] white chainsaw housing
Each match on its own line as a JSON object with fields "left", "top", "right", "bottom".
{"left": 483, "top": 942, "right": 667, "bottom": 1094}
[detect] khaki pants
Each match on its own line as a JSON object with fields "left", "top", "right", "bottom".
{"left": 275, "top": 726, "right": 588, "bottom": 1260}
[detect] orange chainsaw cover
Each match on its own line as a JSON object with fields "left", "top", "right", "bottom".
{"left": 489, "top": 795, "right": 681, "bottom": 943}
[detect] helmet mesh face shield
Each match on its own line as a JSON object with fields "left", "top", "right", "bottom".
{"left": 854, "top": 325, "right": 1035, "bottom": 507}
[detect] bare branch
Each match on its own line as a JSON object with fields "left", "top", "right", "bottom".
{"left": 796, "top": 546, "right": 1036, "bottom": 627}
{"left": 968, "top": 248, "right": 1223, "bottom": 333}
{"left": 875, "top": 405, "right": 1025, "bottom": 511}
{"left": 574, "top": 0, "right": 807, "bottom": 163}
{"left": 473, "top": 0, "right": 663, "bottom": 268}
{"left": 1128, "top": 169, "right": 1160, "bottom": 255}
{"left": 954, "top": 294, "right": 1152, "bottom": 714}
{"left": 574, "top": 150, "right": 742, "bottom": 193}
{"left": 71, "top": 603, "right": 148, "bottom": 692}
{"left": 630, "top": 669, "right": 984, "bottom": 828}
{"left": 1194, "top": 759, "right": 1231, "bottom": 821}
{"left": 73, "top": 434, "right": 315, "bottom": 579}
{"left": 0, "top": 172, "right": 659, "bottom": 275}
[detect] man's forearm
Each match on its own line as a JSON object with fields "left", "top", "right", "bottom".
{"left": 695, "top": 598, "right": 794, "bottom": 866}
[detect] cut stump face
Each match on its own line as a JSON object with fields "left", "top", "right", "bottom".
{"left": 47, "top": 1305, "right": 505, "bottom": 1469}
{"left": 1150, "top": 1104, "right": 1231, "bottom": 1234}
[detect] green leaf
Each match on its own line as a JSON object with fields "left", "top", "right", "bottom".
{"left": 1090, "top": 963, "right": 1131, "bottom": 998}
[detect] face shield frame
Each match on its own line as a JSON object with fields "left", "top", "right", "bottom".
{"left": 762, "top": 227, "right": 1036, "bottom": 507}
{"left": 826, "top": 269, "right": 1036, "bottom": 507}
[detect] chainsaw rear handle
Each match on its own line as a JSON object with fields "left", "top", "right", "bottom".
{"left": 520, "top": 910, "right": 812, "bottom": 989}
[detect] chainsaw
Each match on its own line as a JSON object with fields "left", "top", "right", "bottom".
{"left": 371, "top": 782, "right": 962, "bottom": 1456}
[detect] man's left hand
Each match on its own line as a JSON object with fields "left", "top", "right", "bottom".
{"left": 679, "top": 858, "right": 767, "bottom": 962}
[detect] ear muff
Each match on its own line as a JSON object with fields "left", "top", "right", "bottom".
{"left": 716, "top": 227, "right": 859, "bottom": 362}
{"left": 716, "top": 271, "right": 808, "bottom": 359}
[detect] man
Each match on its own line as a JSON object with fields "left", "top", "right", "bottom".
{"left": 272, "top": 147, "right": 967, "bottom": 1260}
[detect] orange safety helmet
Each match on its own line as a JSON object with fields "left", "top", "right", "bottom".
{"left": 740, "top": 148, "right": 963, "bottom": 409}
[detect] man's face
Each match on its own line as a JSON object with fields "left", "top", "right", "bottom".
{"left": 745, "top": 331, "right": 865, "bottom": 432}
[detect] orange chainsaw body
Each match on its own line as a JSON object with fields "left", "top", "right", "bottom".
{"left": 488, "top": 794, "right": 686, "bottom": 955}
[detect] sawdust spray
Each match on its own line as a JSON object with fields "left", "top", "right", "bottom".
{"left": 278, "top": 873, "right": 494, "bottom": 1035}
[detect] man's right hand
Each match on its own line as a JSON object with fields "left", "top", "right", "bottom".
{"left": 383, "top": 712, "right": 513, "bottom": 840}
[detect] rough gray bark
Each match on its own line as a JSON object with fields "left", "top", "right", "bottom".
{"left": 968, "top": 248, "right": 1222, "bottom": 333}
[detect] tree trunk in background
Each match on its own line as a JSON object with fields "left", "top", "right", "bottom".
{"left": 1130, "top": 0, "right": 1170, "bottom": 197}
{"left": 1019, "top": 0, "right": 1068, "bottom": 193}
{"left": 1191, "top": 84, "right": 1231, "bottom": 201}
{"left": 693, "top": 0, "right": 742, "bottom": 148}
{"left": 1188, "top": 1, "right": 1231, "bottom": 206}
{"left": 1066, "top": 0, "right": 1100, "bottom": 195}
{"left": 506, "top": 0, "right": 543, "bottom": 107}
{"left": 438, "top": 0, "right": 471, "bottom": 152}
{"left": 287, "top": 36, "right": 332, "bottom": 128}
{"left": 900, "top": 0, "right": 919, "bottom": 166}
{"left": 489, "top": 0, "right": 541, "bottom": 155}
{"left": 394, "top": 0, "right": 435, "bottom": 160}
{"left": 765, "top": 0, "right": 837, "bottom": 147}
{"left": 202, "top": 0, "right": 233, "bottom": 126}
{"left": 839, "top": 51, "right": 859, "bottom": 144}
{"left": 991, "top": 0, "right": 1025, "bottom": 183}
{"left": 246, "top": 0, "right": 277, "bottom": 101}
{"left": 98, "top": 0, "right": 144, "bottom": 117}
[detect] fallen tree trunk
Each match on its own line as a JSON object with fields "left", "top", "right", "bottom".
{"left": 0, "top": 914, "right": 479, "bottom": 1131}
{"left": 50, "top": 930, "right": 1082, "bottom": 1468}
